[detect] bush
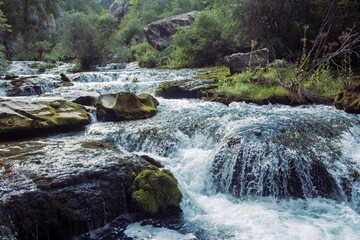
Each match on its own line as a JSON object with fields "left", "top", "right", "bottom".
{"left": 168, "top": 9, "right": 240, "bottom": 68}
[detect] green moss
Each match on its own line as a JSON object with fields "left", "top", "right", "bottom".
{"left": 131, "top": 169, "right": 183, "bottom": 214}
{"left": 194, "top": 66, "right": 230, "bottom": 82}
{"left": 96, "top": 92, "right": 159, "bottom": 121}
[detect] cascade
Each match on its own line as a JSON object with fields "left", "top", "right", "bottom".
{"left": 1, "top": 61, "right": 359, "bottom": 239}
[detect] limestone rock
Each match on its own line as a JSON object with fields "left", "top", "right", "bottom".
{"left": 224, "top": 48, "right": 269, "bottom": 74}
{"left": 109, "top": 0, "right": 130, "bottom": 20}
{"left": 0, "top": 98, "right": 90, "bottom": 139}
{"left": 96, "top": 92, "right": 159, "bottom": 121}
{"left": 144, "top": 11, "right": 199, "bottom": 51}
{"left": 155, "top": 79, "right": 216, "bottom": 99}
{"left": 334, "top": 83, "right": 360, "bottom": 114}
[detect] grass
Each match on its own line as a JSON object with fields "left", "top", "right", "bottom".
{"left": 217, "top": 65, "right": 358, "bottom": 103}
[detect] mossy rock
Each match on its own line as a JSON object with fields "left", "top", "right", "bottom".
{"left": 0, "top": 98, "right": 91, "bottom": 139}
{"left": 131, "top": 169, "right": 183, "bottom": 214}
{"left": 96, "top": 92, "right": 159, "bottom": 122}
{"left": 334, "top": 83, "right": 360, "bottom": 114}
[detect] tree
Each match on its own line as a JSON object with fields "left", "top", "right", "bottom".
{"left": 0, "top": 0, "right": 11, "bottom": 71}
{"left": 61, "top": 12, "right": 100, "bottom": 69}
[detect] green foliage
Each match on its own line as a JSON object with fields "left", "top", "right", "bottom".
{"left": 113, "top": 0, "right": 208, "bottom": 63}
{"left": 218, "top": 68, "right": 282, "bottom": 99}
{"left": 131, "top": 169, "right": 183, "bottom": 214}
{"left": 131, "top": 42, "right": 171, "bottom": 68}
{"left": 168, "top": 8, "right": 243, "bottom": 68}
{"left": 61, "top": 12, "right": 116, "bottom": 69}
{"left": 29, "top": 40, "right": 52, "bottom": 60}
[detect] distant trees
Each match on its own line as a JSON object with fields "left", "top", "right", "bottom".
{"left": 61, "top": 12, "right": 117, "bottom": 70}
{"left": 168, "top": 0, "right": 360, "bottom": 68}
{"left": 0, "top": 0, "right": 11, "bottom": 71}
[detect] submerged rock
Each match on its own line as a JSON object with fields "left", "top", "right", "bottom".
{"left": 3, "top": 75, "right": 70, "bottom": 97}
{"left": 210, "top": 122, "right": 344, "bottom": 201}
{"left": 144, "top": 11, "right": 199, "bottom": 51}
{"left": 224, "top": 48, "right": 269, "bottom": 74}
{"left": 334, "top": 83, "right": 360, "bottom": 114}
{"left": 96, "top": 92, "right": 159, "bottom": 122}
{"left": 0, "top": 98, "right": 90, "bottom": 139}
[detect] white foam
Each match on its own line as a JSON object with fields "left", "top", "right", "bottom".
{"left": 124, "top": 223, "right": 197, "bottom": 240}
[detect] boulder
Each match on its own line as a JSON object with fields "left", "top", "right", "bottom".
{"left": 334, "top": 83, "right": 360, "bottom": 114}
{"left": 0, "top": 138, "right": 183, "bottom": 239}
{"left": 210, "top": 123, "right": 344, "bottom": 201}
{"left": 224, "top": 48, "right": 269, "bottom": 74}
{"left": 131, "top": 169, "right": 183, "bottom": 214}
{"left": 0, "top": 140, "right": 148, "bottom": 239}
{"left": 96, "top": 92, "right": 159, "bottom": 121}
{"left": 109, "top": 0, "right": 130, "bottom": 20}
{"left": 0, "top": 98, "right": 91, "bottom": 139}
{"left": 73, "top": 95, "right": 99, "bottom": 107}
{"left": 144, "top": 11, "right": 199, "bottom": 51}
{"left": 155, "top": 79, "right": 217, "bottom": 99}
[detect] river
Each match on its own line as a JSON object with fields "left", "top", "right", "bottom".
{"left": 1, "top": 62, "right": 360, "bottom": 239}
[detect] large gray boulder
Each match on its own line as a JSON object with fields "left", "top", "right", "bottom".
{"left": 144, "top": 11, "right": 199, "bottom": 51}
{"left": 224, "top": 48, "right": 269, "bottom": 74}
{"left": 0, "top": 139, "right": 151, "bottom": 239}
{"left": 109, "top": 0, "right": 130, "bottom": 20}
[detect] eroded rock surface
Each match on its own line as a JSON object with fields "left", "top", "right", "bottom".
{"left": 0, "top": 98, "right": 90, "bottom": 139}
{"left": 144, "top": 11, "right": 199, "bottom": 51}
{"left": 334, "top": 83, "right": 360, "bottom": 114}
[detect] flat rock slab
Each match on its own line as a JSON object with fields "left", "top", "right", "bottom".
{"left": 0, "top": 98, "right": 90, "bottom": 139}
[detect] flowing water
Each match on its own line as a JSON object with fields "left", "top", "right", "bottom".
{"left": 1, "top": 61, "right": 360, "bottom": 239}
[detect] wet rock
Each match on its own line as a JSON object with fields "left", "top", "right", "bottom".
{"left": 140, "top": 155, "right": 164, "bottom": 168}
{"left": 96, "top": 92, "right": 159, "bottom": 122}
{"left": 144, "top": 11, "right": 199, "bottom": 51}
{"left": 0, "top": 98, "right": 91, "bottom": 139}
{"left": 210, "top": 123, "right": 344, "bottom": 200}
{"left": 109, "top": 0, "right": 130, "bottom": 20}
{"left": 4, "top": 75, "right": 68, "bottom": 97}
{"left": 334, "top": 83, "right": 360, "bottom": 114}
{"left": 60, "top": 72, "right": 71, "bottom": 82}
{"left": 0, "top": 138, "right": 183, "bottom": 239}
{"left": 0, "top": 152, "right": 146, "bottom": 239}
{"left": 131, "top": 169, "right": 183, "bottom": 214}
{"left": 155, "top": 79, "right": 217, "bottom": 99}
{"left": 4, "top": 74, "right": 18, "bottom": 80}
{"left": 73, "top": 95, "right": 99, "bottom": 107}
{"left": 224, "top": 48, "right": 269, "bottom": 74}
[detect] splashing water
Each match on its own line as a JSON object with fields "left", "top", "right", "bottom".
{"left": 2, "top": 62, "right": 360, "bottom": 239}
